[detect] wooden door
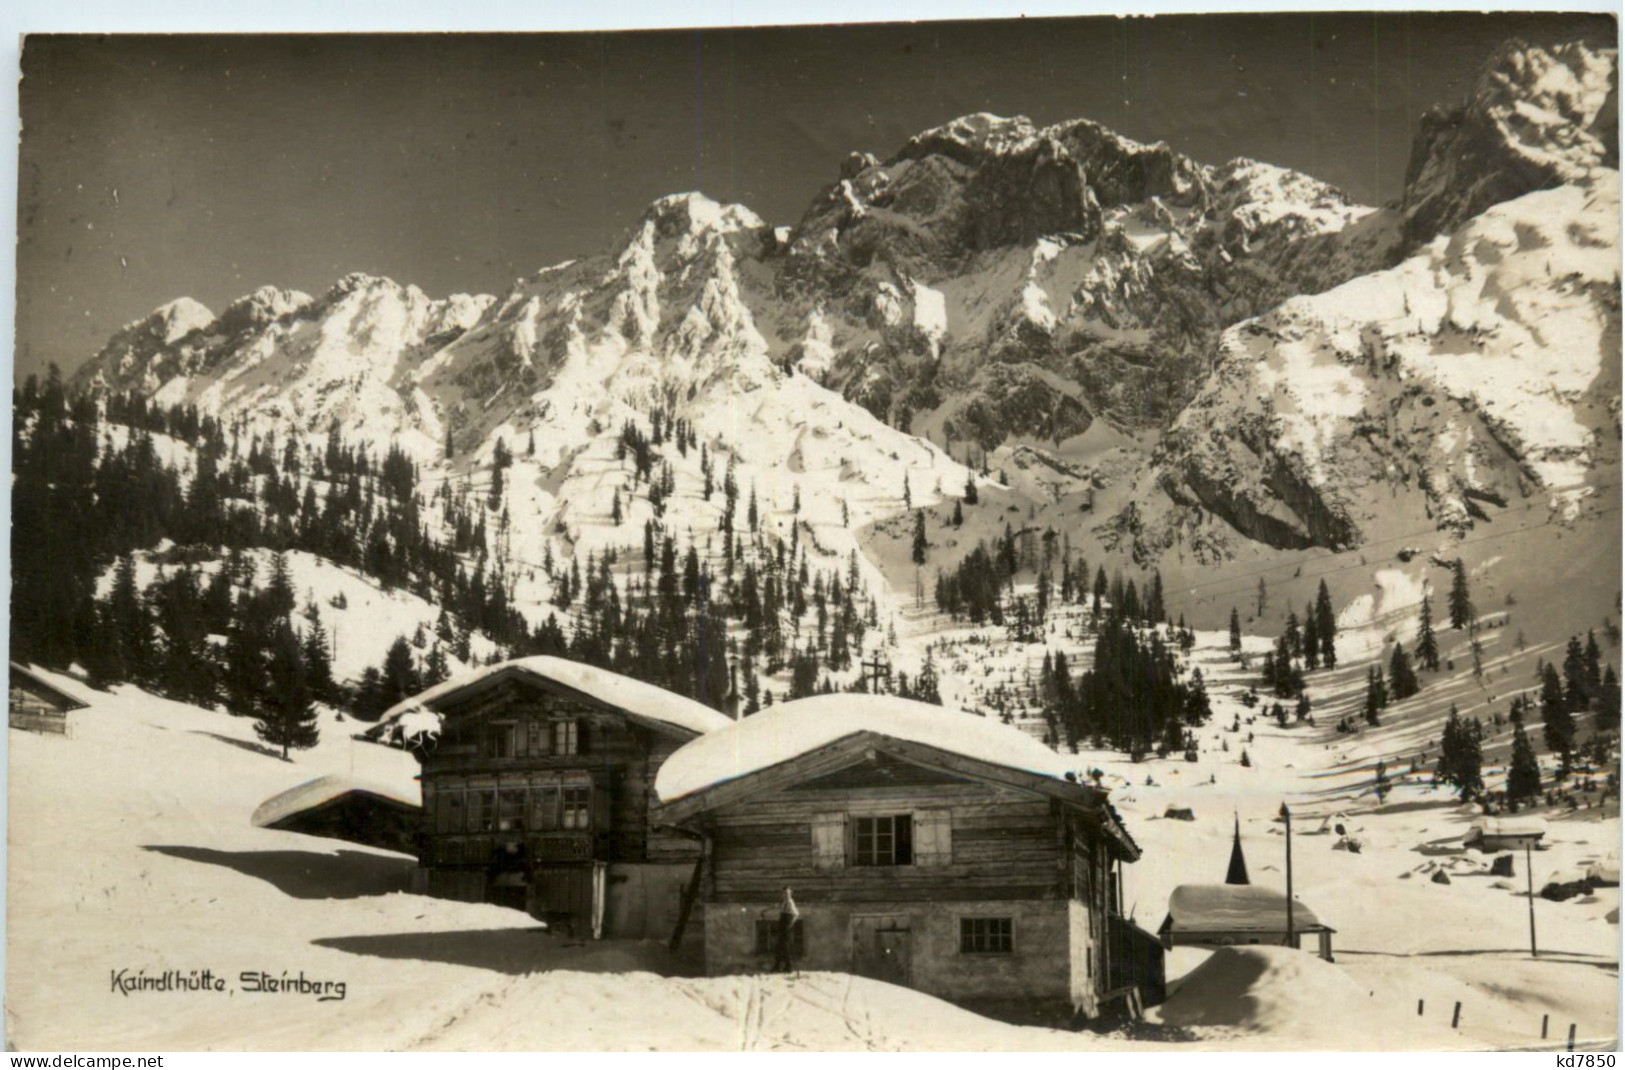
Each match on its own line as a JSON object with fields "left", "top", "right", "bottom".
{"left": 852, "top": 915, "right": 912, "bottom": 986}
{"left": 531, "top": 864, "right": 594, "bottom": 935}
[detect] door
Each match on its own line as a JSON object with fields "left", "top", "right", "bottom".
{"left": 851, "top": 915, "right": 912, "bottom": 986}
{"left": 531, "top": 864, "right": 594, "bottom": 935}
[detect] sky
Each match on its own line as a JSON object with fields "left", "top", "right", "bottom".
{"left": 14, "top": 12, "right": 1617, "bottom": 381}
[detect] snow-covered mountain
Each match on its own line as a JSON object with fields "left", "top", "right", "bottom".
{"left": 1402, "top": 38, "right": 1618, "bottom": 250}
{"left": 1145, "top": 174, "right": 1620, "bottom": 556}
{"left": 71, "top": 37, "right": 1619, "bottom": 583}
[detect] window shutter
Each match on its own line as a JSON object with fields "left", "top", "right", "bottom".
{"left": 811, "top": 812, "right": 846, "bottom": 870}
{"left": 913, "top": 809, "right": 952, "bottom": 866}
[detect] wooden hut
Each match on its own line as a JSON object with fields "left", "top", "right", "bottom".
{"left": 1158, "top": 884, "right": 1336, "bottom": 961}
{"left": 372, "top": 657, "right": 733, "bottom": 941}
{"left": 1464, "top": 817, "right": 1547, "bottom": 853}
{"left": 9, "top": 662, "right": 87, "bottom": 735}
{"left": 653, "top": 694, "right": 1154, "bottom": 1019}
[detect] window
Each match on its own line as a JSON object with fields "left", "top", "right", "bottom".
{"left": 552, "top": 720, "right": 579, "bottom": 756}
{"left": 531, "top": 786, "right": 559, "bottom": 831}
{"left": 526, "top": 719, "right": 548, "bottom": 757}
{"left": 498, "top": 788, "right": 527, "bottom": 832}
{"left": 960, "top": 917, "right": 1013, "bottom": 954}
{"left": 853, "top": 815, "right": 912, "bottom": 866}
{"left": 436, "top": 789, "right": 464, "bottom": 834}
{"left": 753, "top": 918, "right": 805, "bottom": 958}
{"left": 561, "top": 786, "right": 591, "bottom": 830}
{"left": 468, "top": 789, "right": 497, "bottom": 832}
{"left": 485, "top": 723, "right": 515, "bottom": 759}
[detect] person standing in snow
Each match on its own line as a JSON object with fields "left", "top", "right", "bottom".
{"left": 773, "top": 885, "right": 800, "bottom": 974}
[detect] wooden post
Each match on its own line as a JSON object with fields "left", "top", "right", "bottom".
{"left": 1568, "top": 1023, "right": 1576, "bottom": 1052}
{"left": 1281, "top": 803, "right": 1295, "bottom": 949}
{"left": 1526, "top": 841, "right": 1538, "bottom": 957}
{"left": 1451, "top": 1002, "right": 1461, "bottom": 1029}
{"left": 1417, "top": 999, "right": 1424, "bottom": 1016}
{"left": 1542, "top": 1013, "right": 1550, "bottom": 1039}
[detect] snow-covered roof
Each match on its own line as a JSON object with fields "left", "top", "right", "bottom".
{"left": 375, "top": 656, "right": 735, "bottom": 740}
{"left": 655, "top": 693, "right": 1087, "bottom": 805}
{"left": 1163, "top": 884, "right": 1330, "bottom": 934}
{"left": 251, "top": 773, "right": 420, "bottom": 830}
{"left": 1470, "top": 817, "right": 1548, "bottom": 839}
{"left": 9, "top": 662, "right": 92, "bottom": 711}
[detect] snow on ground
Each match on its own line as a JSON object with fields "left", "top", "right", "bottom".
{"left": 8, "top": 574, "right": 1620, "bottom": 1051}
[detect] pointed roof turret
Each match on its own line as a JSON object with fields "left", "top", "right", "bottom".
{"left": 1226, "top": 813, "right": 1251, "bottom": 885}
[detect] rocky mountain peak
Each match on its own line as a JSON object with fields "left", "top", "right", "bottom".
{"left": 1401, "top": 37, "right": 1618, "bottom": 248}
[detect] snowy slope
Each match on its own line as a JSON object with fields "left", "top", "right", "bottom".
{"left": 1145, "top": 172, "right": 1620, "bottom": 555}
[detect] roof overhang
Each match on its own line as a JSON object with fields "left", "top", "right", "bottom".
{"left": 654, "top": 729, "right": 1140, "bottom": 861}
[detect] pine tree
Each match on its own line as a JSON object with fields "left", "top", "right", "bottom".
{"left": 1599, "top": 666, "right": 1621, "bottom": 735}
{"left": 255, "top": 622, "right": 319, "bottom": 759}
{"left": 1585, "top": 629, "right": 1603, "bottom": 693}
{"left": 1389, "top": 642, "right": 1420, "bottom": 700}
{"left": 911, "top": 510, "right": 928, "bottom": 566}
{"left": 1507, "top": 723, "right": 1541, "bottom": 806}
{"left": 1256, "top": 577, "right": 1268, "bottom": 617}
{"left": 1415, "top": 584, "right": 1440, "bottom": 671}
{"left": 1448, "top": 559, "right": 1473, "bottom": 630}
{"left": 1314, "top": 580, "right": 1337, "bottom": 668}
{"left": 1229, "top": 607, "right": 1243, "bottom": 661}
{"left": 1541, "top": 662, "right": 1577, "bottom": 774}
{"left": 1363, "top": 666, "right": 1383, "bottom": 725}
{"left": 1302, "top": 607, "right": 1320, "bottom": 670}
{"left": 1563, "top": 634, "right": 1591, "bottom": 711}
{"left": 302, "top": 611, "right": 336, "bottom": 704}
{"left": 1438, "top": 705, "right": 1483, "bottom": 799}
{"left": 964, "top": 471, "right": 978, "bottom": 506}
{"left": 1373, "top": 759, "right": 1390, "bottom": 802}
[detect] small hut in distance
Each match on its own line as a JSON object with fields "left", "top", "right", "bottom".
{"left": 1159, "top": 816, "right": 1335, "bottom": 961}
{"left": 9, "top": 663, "right": 87, "bottom": 735}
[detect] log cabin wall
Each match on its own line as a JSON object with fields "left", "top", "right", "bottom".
{"left": 696, "top": 758, "right": 1116, "bottom": 1009}
{"left": 413, "top": 674, "right": 704, "bottom": 935}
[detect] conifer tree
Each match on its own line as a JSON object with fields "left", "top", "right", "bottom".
{"left": 1448, "top": 559, "right": 1473, "bottom": 630}
{"left": 1314, "top": 580, "right": 1337, "bottom": 668}
{"left": 1507, "top": 723, "right": 1541, "bottom": 806}
{"left": 1302, "top": 607, "right": 1320, "bottom": 670}
{"left": 255, "top": 622, "right": 319, "bottom": 759}
{"left": 1373, "top": 759, "right": 1390, "bottom": 802}
{"left": 964, "top": 471, "right": 978, "bottom": 506}
{"left": 1438, "top": 705, "right": 1483, "bottom": 799}
{"left": 1389, "top": 642, "right": 1420, "bottom": 700}
{"left": 301, "top": 611, "right": 336, "bottom": 704}
{"left": 1415, "top": 584, "right": 1440, "bottom": 671}
{"left": 1229, "top": 607, "right": 1243, "bottom": 661}
{"left": 911, "top": 510, "right": 928, "bottom": 566}
{"left": 1363, "top": 666, "right": 1383, "bottom": 725}
{"left": 1585, "top": 630, "right": 1603, "bottom": 692}
{"left": 1541, "top": 662, "right": 1577, "bottom": 774}
{"left": 1563, "top": 634, "right": 1591, "bottom": 711}
{"left": 1600, "top": 665, "right": 1621, "bottom": 735}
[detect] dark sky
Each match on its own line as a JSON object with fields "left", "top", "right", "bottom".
{"left": 14, "top": 12, "right": 1617, "bottom": 380}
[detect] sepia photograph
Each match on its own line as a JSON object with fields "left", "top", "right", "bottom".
{"left": 6, "top": 8, "right": 1622, "bottom": 1053}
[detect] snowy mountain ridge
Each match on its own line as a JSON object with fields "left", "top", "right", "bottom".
{"left": 70, "top": 37, "right": 1619, "bottom": 581}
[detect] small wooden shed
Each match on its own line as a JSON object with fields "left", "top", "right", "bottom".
{"left": 1464, "top": 817, "right": 1547, "bottom": 853}
{"left": 1158, "top": 883, "right": 1336, "bottom": 961}
{"left": 9, "top": 663, "right": 87, "bottom": 735}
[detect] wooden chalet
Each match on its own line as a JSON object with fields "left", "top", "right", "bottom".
{"left": 375, "top": 657, "right": 734, "bottom": 941}
{"left": 9, "top": 662, "right": 87, "bottom": 735}
{"left": 653, "top": 694, "right": 1156, "bottom": 1019}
